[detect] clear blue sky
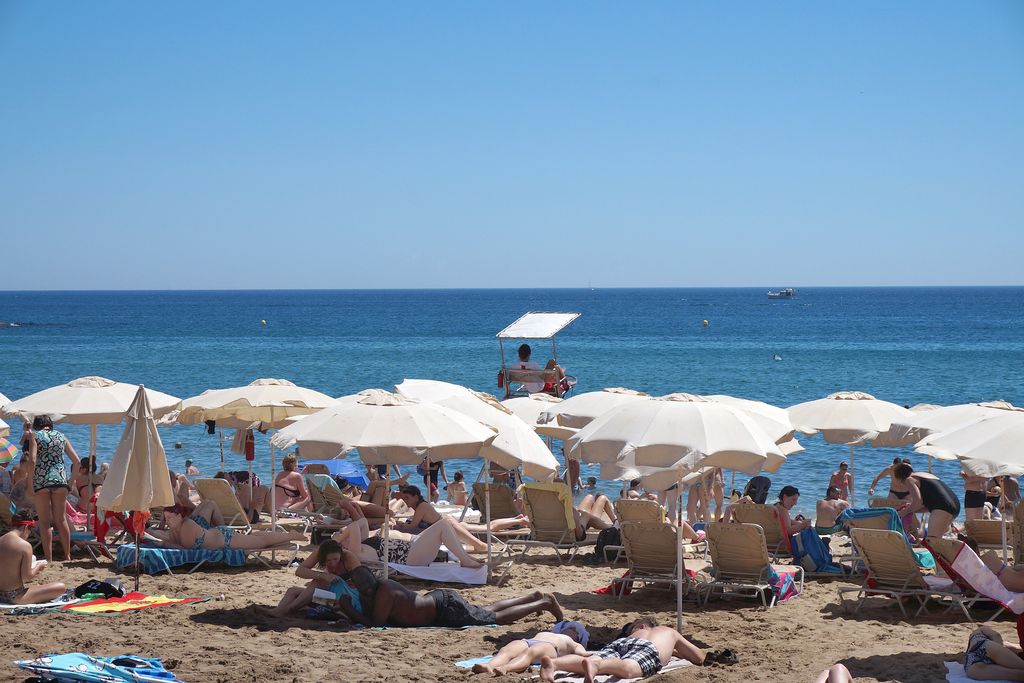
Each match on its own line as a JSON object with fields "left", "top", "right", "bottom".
{"left": 1, "top": 2, "right": 1021, "bottom": 289}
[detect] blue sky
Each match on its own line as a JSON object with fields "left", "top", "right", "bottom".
{"left": 1, "top": 2, "right": 1021, "bottom": 289}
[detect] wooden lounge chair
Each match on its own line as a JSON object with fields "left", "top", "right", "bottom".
{"left": 510, "top": 482, "right": 597, "bottom": 563}
{"left": 731, "top": 504, "right": 791, "bottom": 559}
{"left": 837, "top": 528, "right": 962, "bottom": 618}
{"left": 195, "top": 478, "right": 260, "bottom": 531}
{"left": 702, "top": 522, "right": 803, "bottom": 609}
{"left": 965, "top": 519, "right": 1012, "bottom": 553}
{"left": 615, "top": 499, "right": 664, "bottom": 523}
{"left": 471, "top": 483, "right": 520, "bottom": 520}
{"left": 615, "top": 521, "right": 693, "bottom": 599}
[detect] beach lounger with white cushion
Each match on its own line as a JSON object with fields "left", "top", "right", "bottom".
{"left": 838, "top": 528, "right": 962, "bottom": 618}
{"left": 702, "top": 522, "right": 803, "bottom": 609}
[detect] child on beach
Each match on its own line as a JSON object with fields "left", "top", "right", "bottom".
{"left": 472, "top": 621, "right": 590, "bottom": 675}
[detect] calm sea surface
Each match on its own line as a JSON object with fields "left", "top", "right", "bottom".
{"left": 2, "top": 287, "right": 1023, "bottom": 517}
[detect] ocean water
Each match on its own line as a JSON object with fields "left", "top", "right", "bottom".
{"left": 2, "top": 287, "right": 1023, "bottom": 518}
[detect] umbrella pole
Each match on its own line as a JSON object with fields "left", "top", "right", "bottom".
{"left": 730, "top": 469, "right": 735, "bottom": 496}
{"left": 849, "top": 444, "right": 856, "bottom": 507}
{"left": 270, "top": 408, "right": 277, "bottom": 531}
{"left": 676, "top": 468, "right": 684, "bottom": 632}
{"left": 134, "top": 521, "right": 141, "bottom": 593}
{"left": 459, "top": 466, "right": 485, "bottom": 523}
{"left": 1003, "top": 512, "right": 1009, "bottom": 564}
{"left": 485, "top": 458, "right": 492, "bottom": 583}
{"left": 383, "top": 466, "right": 391, "bottom": 581}
{"left": 87, "top": 424, "right": 97, "bottom": 537}
{"left": 218, "top": 428, "right": 225, "bottom": 472}
{"left": 928, "top": 455, "right": 933, "bottom": 474}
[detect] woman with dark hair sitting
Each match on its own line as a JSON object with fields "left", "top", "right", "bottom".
{"left": 69, "top": 456, "right": 105, "bottom": 513}
{"left": 257, "top": 539, "right": 362, "bottom": 618}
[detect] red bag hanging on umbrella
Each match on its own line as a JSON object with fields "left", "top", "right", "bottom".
{"left": 244, "top": 430, "right": 255, "bottom": 461}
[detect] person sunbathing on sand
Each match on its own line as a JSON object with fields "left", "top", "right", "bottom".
{"left": 331, "top": 499, "right": 483, "bottom": 568}
{"left": 0, "top": 513, "right": 66, "bottom": 605}
{"left": 539, "top": 618, "right": 706, "bottom": 683}
{"left": 473, "top": 620, "right": 590, "bottom": 676}
{"left": 153, "top": 502, "right": 305, "bottom": 551}
{"left": 330, "top": 549, "right": 562, "bottom": 628}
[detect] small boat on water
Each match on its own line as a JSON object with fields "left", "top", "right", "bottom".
{"left": 767, "top": 288, "right": 796, "bottom": 299}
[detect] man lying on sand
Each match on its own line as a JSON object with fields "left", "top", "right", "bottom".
{"left": 472, "top": 620, "right": 590, "bottom": 675}
{"left": 328, "top": 550, "right": 563, "bottom": 628}
{"left": 0, "top": 512, "right": 66, "bottom": 605}
{"left": 539, "top": 618, "right": 706, "bottom": 683}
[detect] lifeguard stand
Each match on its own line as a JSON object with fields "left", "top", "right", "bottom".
{"left": 497, "top": 312, "right": 580, "bottom": 399}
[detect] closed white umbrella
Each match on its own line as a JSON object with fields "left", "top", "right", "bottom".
{"left": 96, "top": 385, "right": 175, "bottom": 590}
{"left": 567, "top": 396, "right": 779, "bottom": 632}
{"left": 2, "top": 377, "right": 181, "bottom": 529}
{"left": 787, "top": 391, "right": 913, "bottom": 505}
{"left": 175, "top": 379, "right": 337, "bottom": 530}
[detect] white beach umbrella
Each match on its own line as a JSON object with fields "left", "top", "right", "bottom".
{"left": 568, "top": 396, "right": 779, "bottom": 632}
{"left": 96, "top": 385, "right": 175, "bottom": 591}
{"left": 915, "top": 413, "right": 1024, "bottom": 478}
{"left": 2, "top": 377, "right": 181, "bottom": 527}
{"left": 501, "top": 394, "right": 564, "bottom": 430}
{"left": 787, "top": 391, "right": 913, "bottom": 505}
{"left": 271, "top": 389, "right": 497, "bottom": 580}
{"left": 538, "top": 388, "right": 650, "bottom": 431}
{"left": 0, "top": 393, "right": 9, "bottom": 438}
{"left": 394, "top": 378, "right": 474, "bottom": 403}
{"left": 175, "top": 378, "right": 337, "bottom": 529}
{"left": 703, "top": 395, "right": 797, "bottom": 445}
{"left": 2, "top": 377, "right": 181, "bottom": 425}
{"left": 880, "top": 402, "right": 1022, "bottom": 450}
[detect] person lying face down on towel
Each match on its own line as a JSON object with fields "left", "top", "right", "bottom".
{"left": 0, "top": 512, "right": 66, "bottom": 605}
{"left": 539, "top": 618, "right": 706, "bottom": 683}
{"left": 152, "top": 502, "right": 306, "bottom": 551}
{"left": 471, "top": 621, "right": 590, "bottom": 676}
{"left": 327, "top": 550, "right": 563, "bottom": 628}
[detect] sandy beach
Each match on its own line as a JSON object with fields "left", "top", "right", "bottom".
{"left": 0, "top": 538, "right": 997, "bottom": 683}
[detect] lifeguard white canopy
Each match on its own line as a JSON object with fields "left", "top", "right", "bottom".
{"left": 497, "top": 312, "right": 580, "bottom": 340}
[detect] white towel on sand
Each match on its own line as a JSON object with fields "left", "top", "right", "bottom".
{"left": 946, "top": 660, "right": 1014, "bottom": 683}
{"left": 387, "top": 561, "right": 488, "bottom": 585}
{"left": 533, "top": 657, "right": 694, "bottom": 682}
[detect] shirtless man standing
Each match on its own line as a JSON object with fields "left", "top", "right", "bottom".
{"left": 0, "top": 513, "right": 66, "bottom": 605}
{"left": 540, "top": 618, "right": 706, "bottom": 683}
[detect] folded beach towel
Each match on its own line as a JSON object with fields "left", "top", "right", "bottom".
{"left": 61, "top": 592, "right": 207, "bottom": 614}
{"left": 945, "top": 660, "right": 1016, "bottom": 683}
{"left": 387, "top": 561, "right": 488, "bottom": 585}
{"left": 116, "top": 544, "right": 248, "bottom": 574}
{"left": 15, "top": 653, "right": 184, "bottom": 682}
{"left": 531, "top": 656, "right": 694, "bottom": 682}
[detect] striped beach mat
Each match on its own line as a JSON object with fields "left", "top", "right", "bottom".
{"left": 14, "top": 653, "right": 184, "bottom": 682}
{"left": 115, "top": 545, "right": 247, "bottom": 575}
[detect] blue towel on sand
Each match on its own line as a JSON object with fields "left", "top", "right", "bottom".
{"left": 15, "top": 653, "right": 183, "bottom": 682}
{"left": 116, "top": 545, "right": 247, "bottom": 575}
{"left": 455, "top": 656, "right": 492, "bottom": 669}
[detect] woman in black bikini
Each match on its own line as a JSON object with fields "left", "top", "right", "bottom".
{"left": 892, "top": 463, "right": 959, "bottom": 538}
{"left": 274, "top": 454, "right": 311, "bottom": 512}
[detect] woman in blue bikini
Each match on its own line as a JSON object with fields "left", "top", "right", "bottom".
{"left": 158, "top": 502, "right": 305, "bottom": 550}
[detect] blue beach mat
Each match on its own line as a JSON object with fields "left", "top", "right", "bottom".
{"left": 14, "top": 653, "right": 184, "bottom": 682}
{"left": 116, "top": 545, "right": 247, "bottom": 575}
{"left": 455, "top": 656, "right": 492, "bottom": 669}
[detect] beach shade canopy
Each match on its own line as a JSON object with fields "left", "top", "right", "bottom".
{"left": 394, "top": 378, "right": 474, "bottom": 403}
{"left": 174, "top": 378, "right": 336, "bottom": 428}
{"left": 0, "top": 437, "right": 16, "bottom": 464}
{"left": 270, "top": 389, "right": 497, "bottom": 466}
{"left": 538, "top": 388, "right": 650, "bottom": 431}
{"left": 915, "top": 412, "right": 1024, "bottom": 478}
{"left": 701, "top": 394, "right": 797, "bottom": 445}
{"left": 878, "top": 401, "right": 1023, "bottom": 450}
{"left": 566, "top": 395, "right": 781, "bottom": 475}
{"left": 1, "top": 377, "right": 181, "bottom": 425}
{"left": 97, "top": 385, "right": 175, "bottom": 513}
{"left": 501, "top": 394, "right": 563, "bottom": 428}
{"left": 787, "top": 391, "right": 913, "bottom": 445}
{"left": 398, "top": 386, "right": 559, "bottom": 480}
